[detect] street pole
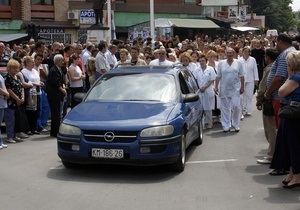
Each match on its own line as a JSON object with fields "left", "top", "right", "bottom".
{"left": 150, "top": 0, "right": 155, "bottom": 39}
{"left": 107, "top": 0, "right": 112, "bottom": 41}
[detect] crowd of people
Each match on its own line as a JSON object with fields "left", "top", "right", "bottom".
{"left": 0, "top": 32, "right": 299, "bottom": 189}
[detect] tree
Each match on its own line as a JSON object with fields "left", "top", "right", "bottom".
{"left": 245, "top": 0, "right": 295, "bottom": 32}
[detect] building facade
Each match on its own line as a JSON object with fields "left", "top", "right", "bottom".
{"left": 0, "top": 0, "right": 263, "bottom": 44}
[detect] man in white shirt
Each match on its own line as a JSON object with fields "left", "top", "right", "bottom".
{"left": 105, "top": 44, "right": 118, "bottom": 69}
{"left": 95, "top": 42, "right": 110, "bottom": 74}
{"left": 149, "top": 48, "right": 173, "bottom": 66}
{"left": 214, "top": 47, "right": 245, "bottom": 133}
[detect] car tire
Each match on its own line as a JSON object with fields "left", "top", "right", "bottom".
{"left": 62, "top": 161, "right": 79, "bottom": 169}
{"left": 193, "top": 120, "right": 203, "bottom": 146}
{"left": 171, "top": 132, "right": 186, "bottom": 172}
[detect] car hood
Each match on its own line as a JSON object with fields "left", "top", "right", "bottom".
{"left": 63, "top": 101, "right": 177, "bottom": 130}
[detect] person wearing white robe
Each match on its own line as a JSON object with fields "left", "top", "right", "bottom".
{"left": 214, "top": 48, "right": 245, "bottom": 132}
{"left": 239, "top": 47, "right": 259, "bottom": 115}
{"left": 195, "top": 54, "right": 216, "bottom": 129}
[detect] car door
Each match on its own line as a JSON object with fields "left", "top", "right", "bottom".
{"left": 179, "top": 70, "right": 202, "bottom": 146}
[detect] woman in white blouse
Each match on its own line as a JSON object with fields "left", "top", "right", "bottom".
{"left": 21, "top": 56, "right": 44, "bottom": 135}
{"left": 68, "top": 54, "right": 85, "bottom": 109}
{"left": 195, "top": 53, "right": 216, "bottom": 129}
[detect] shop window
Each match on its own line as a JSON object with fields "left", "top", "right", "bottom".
{"left": 31, "top": 0, "right": 54, "bottom": 19}
{"left": 0, "top": 0, "right": 10, "bottom": 5}
{"left": 0, "top": 0, "right": 11, "bottom": 19}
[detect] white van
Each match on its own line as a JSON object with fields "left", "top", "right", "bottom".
{"left": 266, "top": 29, "right": 278, "bottom": 36}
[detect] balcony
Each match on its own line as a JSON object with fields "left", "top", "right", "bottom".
{"left": 0, "top": 6, "right": 12, "bottom": 19}
{"left": 31, "top": 5, "right": 55, "bottom": 19}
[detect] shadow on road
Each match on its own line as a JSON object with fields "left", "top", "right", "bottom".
{"left": 46, "top": 144, "right": 200, "bottom": 184}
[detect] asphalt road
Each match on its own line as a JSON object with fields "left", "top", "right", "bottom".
{"left": 0, "top": 107, "right": 299, "bottom": 210}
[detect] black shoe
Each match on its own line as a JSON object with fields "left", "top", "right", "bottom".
{"left": 282, "top": 179, "right": 291, "bottom": 185}
{"left": 283, "top": 183, "right": 300, "bottom": 189}
{"left": 223, "top": 129, "right": 230, "bottom": 133}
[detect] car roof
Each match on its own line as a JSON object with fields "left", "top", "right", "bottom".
{"left": 108, "top": 64, "right": 186, "bottom": 75}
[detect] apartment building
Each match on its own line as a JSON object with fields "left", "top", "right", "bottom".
{"left": 0, "top": 0, "right": 262, "bottom": 44}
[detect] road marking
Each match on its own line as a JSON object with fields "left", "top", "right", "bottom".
{"left": 186, "top": 159, "right": 238, "bottom": 164}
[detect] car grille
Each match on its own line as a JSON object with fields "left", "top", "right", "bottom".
{"left": 83, "top": 130, "right": 138, "bottom": 143}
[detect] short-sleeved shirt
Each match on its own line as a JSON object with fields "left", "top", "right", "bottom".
{"left": 95, "top": 52, "right": 110, "bottom": 74}
{"left": 0, "top": 51, "right": 10, "bottom": 67}
{"left": 284, "top": 74, "right": 300, "bottom": 102}
{"left": 0, "top": 74, "right": 7, "bottom": 108}
{"left": 216, "top": 59, "right": 244, "bottom": 98}
{"left": 267, "top": 46, "right": 296, "bottom": 100}
{"left": 5, "top": 74, "right": 23, "bottom": 110}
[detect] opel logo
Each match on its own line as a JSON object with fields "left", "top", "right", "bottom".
{"left": 104, "top": 132, "right": 115, "bottom": 142}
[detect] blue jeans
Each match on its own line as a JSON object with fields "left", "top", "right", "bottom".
{"left": 4, "top": 108, "right": 15, "bottom": 139}
{"left": 37, "top": 90, "right": 50, "bottom": 131}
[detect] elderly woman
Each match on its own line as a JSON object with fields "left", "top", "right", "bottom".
{"left": 194, "top": 53, "right": 216, "bottom": 129}
{"left": 4, "top": 59, "right": 25, "bottom": 143}
{"left": 21, "top": 56, "right": 43, "bottom": 135}
{"left": 46, "top": 54, "right": 67, "bottom": 137}
{"left": 117, "top": 48, "right": 129, "bottom": 65}
{"left": 179, "top": 52, "right": 198, "bottom": 77}
{"left": 270, "top": 51, "right": 300, "bottom": 189}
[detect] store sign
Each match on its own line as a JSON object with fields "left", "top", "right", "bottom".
{"left": 80, "top": 10, "right": 96, "bottom": 25}
{"left": 39, "top": 28, "right": 65, "bottom": 34}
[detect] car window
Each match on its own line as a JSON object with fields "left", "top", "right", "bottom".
{"left": 179, "top": 70, "right": 199, "bottom": 94}
{"left": 85, "top": 73, "right": 177, "bottom": 103}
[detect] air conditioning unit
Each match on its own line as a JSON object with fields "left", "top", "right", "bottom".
{"left": 68, "top": 11, "right": 79, "bottom": 20}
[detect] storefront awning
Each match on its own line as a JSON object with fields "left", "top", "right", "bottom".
{"left": 0, "top": 34, "right": 28, "bottom": 42}
{"left": 231, "top": 26, "right": 260, "bottom": 32}
{"left": 155, "top": 18, "right": 220, "bottom": 28}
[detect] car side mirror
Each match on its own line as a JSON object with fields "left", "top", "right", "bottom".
{"left": 183, "top": 93, "right": 199, "bottom": 103}
{"left": 74, "top": 92, "right": 86, "bottom": 102}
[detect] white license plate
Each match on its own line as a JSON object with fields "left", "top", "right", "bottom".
{"left": 91, "top": 148, "right": 124, "bottom": 159}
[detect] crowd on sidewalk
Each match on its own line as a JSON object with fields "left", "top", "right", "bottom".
{"left": 0, "top": 31, "right": 299, "bottom": 189}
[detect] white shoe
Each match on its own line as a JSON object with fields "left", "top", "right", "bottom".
{"left": 0, "top": 145, "right": 2, "bottom": 149}
{"left": 257, "top": 157, "right": 272, "bottom": 164}
{"left": 1, "top": 144, "right": 7, "bottom": 148}
{"left": 234, "top": 127, "right": 240, "bottom": 132}
{"left": 16, "top": 132, "right": 29, "bottom": 139}
{"left": 7, "top": 139, "right": 16, "bottom": 144}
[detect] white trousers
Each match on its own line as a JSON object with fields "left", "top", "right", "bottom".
{"left": 220, "top": 95, "right": 241, "bottom": 130}
{"left": 242, "top": 82, "right": 255, "bottom": 113}
{"left": 204, "top": 110, "right": 213, "bottom": 125}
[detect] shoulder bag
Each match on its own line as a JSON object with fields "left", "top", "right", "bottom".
{"left": 278, "top": 98, "right": 300, "bottom": 120}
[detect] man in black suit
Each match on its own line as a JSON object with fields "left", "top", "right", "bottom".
{"left": 46, "top": 54, "right": 67, "bottom": 137}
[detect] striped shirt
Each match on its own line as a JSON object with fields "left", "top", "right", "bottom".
{"left": 266, "top": 46, "right": 296, "bottom": 100}
{"left": 0, "top": 51, "right": 10, "bottom": 67}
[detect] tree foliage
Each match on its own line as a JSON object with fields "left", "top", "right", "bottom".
{"left": 245, "top": 0, "right": 295, "bottom": 32}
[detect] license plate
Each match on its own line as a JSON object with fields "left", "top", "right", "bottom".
{"left": 91, "top": 148, "right": 124, "bottom": 159}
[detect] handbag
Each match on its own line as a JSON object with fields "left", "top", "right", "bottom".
{"left": 262, "top": 100, "right": 274, "bottom": 116}
{"left": 278, "top": 98, "right": 300, "bottom": 120}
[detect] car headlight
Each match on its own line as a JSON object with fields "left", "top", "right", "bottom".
{"left": 140, "top": 125, "right": 174, "bottom": 137}
{"left": 59, "top": 123, "right": 81, "bottom": 136}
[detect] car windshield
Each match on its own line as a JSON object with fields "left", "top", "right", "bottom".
{"left": 85, "top": 73, "right": 177, "bottom": 102}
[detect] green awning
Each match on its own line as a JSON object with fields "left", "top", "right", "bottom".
{"left": 0, "top": 34, "right": 28, "bottom": 42}
{"left": 154, "top": 18, "right": 219, "bottom": 28}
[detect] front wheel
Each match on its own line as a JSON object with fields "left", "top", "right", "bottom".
{"left": 170, "top": 132, "right": 186, "bottom": 172}
{"left": 193, "top": 120, "right": 203, "bottom": 146}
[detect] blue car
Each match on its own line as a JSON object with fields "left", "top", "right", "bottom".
{"left": 57, "top": 65, "right": 203, "bottom": 172}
